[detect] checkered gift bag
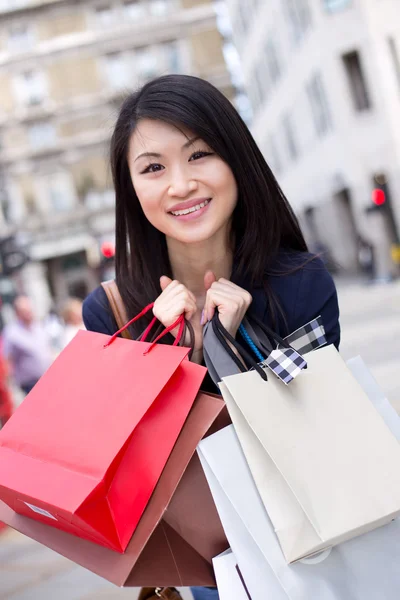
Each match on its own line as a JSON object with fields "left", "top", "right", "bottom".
{"left": 238, "top": 316, "right": 327, "bottom": 385}
{"left": 261, "top": 347, "right": 307, "bottom": 385}
{"left": 283, "top": 316, "right": 327, "bottom": 355}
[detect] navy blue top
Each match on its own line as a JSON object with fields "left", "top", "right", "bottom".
{"left": 83, "top": 252, "right": 340, "bottom": 350}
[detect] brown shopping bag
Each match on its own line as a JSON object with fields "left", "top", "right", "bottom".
{"left": 0, "top": 392, "right": 229, "bottom": 587}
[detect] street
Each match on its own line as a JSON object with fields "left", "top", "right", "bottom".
{"left": 1, "top": 278, "right": 399, "bottom": 600}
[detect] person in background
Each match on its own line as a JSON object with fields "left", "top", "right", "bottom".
{"left": 61, "top": 297, "right": 85, "bottom": 348}
{"left": 43, "top": 306, "right": 64, "bottom": 354}
{"left": 0, "top": 336, "right": 13, "bottom": 428}
{"left": 3, "top": 296, "right": 52, "bottom": 396}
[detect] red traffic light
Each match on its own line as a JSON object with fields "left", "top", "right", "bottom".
{"left": 100, "top": 241, "right": 115, "bottom": 259}
{"left": 371, "top": 189, "right": 386, "bottom": 206}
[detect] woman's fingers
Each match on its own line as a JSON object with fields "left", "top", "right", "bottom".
{"left": 204, "top": 270, "right": 217, "bottom": 291}
{"left": 160, "top": 276, "right": 173, "bottom": 292}
{"left": 154, "top": 277, "right": 198, "bottom": 330}
{"left": 203, "top": 278, "right": 252, "bottom": 336}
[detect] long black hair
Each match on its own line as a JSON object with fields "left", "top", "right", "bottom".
{"left": 110, "top": 74, "right": 308, "bottom": 334}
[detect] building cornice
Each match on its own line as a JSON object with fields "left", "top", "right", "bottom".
{"left": 0, "top": 4, "right": 216, "bottom": 69}
{"left": 0, "top": 128, "right": 110, "bottom": 168}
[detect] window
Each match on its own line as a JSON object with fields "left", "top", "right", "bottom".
{"left": 135, "top": 48, "right": 158, "bottom": 81}
{"left": 265, "top": 134, "right": 282, "bottom": 174}
{"left": 237, "top": 2, "right": 251, "bottom": 35}
{"left": 0, "top": 0, "right": 29, "bottom": 10}
{"left": 251, "top": 66, "right": 267, "bottom": 110}
{"left": 104, "top": 53, "right": 131, "bottom": 90}
{"left": 149, "top": 0, "right": 168, "bottom": 17}
{"left": 306, "top": 72, "right": 332, "bottom": 136}
{"left": 342, "top": 50, "right": 371, "bottom": 111}
{"left": 283, "top": 0, "right": 312, "bottom": 44}
{"left": 163, "top": 41, "right": 180, "bottom": 72}
{"left": 323, "top": 0, "right": 352, "bottom": 12}
{"left": 95, "top": 4, "right": 115, "bottom": 26}
{"left": 8, "top": 24, "right": 34, "bottom": 52}
{"left": 388, "top": 37, "right": 400, "bottom": 91}
{"left": 13, "top": 70, "right": 48, "bottom": 106}
{"left": 48, "top": 175, "right": 74, "bottom": 212}
{"left": 282, "top": 113, "right": 298, "bottom": 160}
{"left": 36, "top": 172, "right": 76, "bottom": 212}
{"left": 123, "top": 0, "right": 145, "bottom": 19}
{"left": 28, "top": 122, "right": 56, "bottom": 150}
{"left": 265, "top": 38, "right": 281, "bottom": 84}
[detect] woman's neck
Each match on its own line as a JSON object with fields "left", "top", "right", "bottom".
{"left": 167, "top": 233, "right": 233, "bottom": 299}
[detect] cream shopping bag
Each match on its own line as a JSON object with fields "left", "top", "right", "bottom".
{"left": 219, "top": 344, "right": 400, "bottom": 563}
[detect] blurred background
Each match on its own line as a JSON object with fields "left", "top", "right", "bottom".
{"left": 0, "top": 0, "right": 400, "bottom": 598}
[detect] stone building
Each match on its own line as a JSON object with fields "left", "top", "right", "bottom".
{"left": 0, "top": 0, "right": 232, "bottom": 315}
{"left": 226, "top": 0, "right": 400, "bottom": 278}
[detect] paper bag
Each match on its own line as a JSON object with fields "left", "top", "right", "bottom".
{"left": 0, "top": 331, "right": 205, "bottom": 552}
{"left": 220, "top": 345, "right": 400, "bottom": 562}
{"left": 0, "top": 393, "right": 229, "bottom": 587}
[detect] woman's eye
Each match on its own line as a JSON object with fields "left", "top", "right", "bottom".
{"left": 189, "top": 151, "right": 213, "bottom": 161}
{"left": 141, "top": 163, "right": 164, "bottom": 174}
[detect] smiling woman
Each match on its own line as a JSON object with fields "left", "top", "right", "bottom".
{"left": 128, "top": 119, "right": 238, "bottom": 247}
{"left": 82, "top": 74, "right": 340, "bottom": 600}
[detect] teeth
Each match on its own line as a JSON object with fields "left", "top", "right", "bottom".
{"left": 171, "top": 199, "right": 209, "bottom": 216}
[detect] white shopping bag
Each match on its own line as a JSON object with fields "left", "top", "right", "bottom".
{"left": 212, "top": 549, "right": 251, "bottom": 600}
{"left": 198, "top": 357, "right": 400, "bottom": 600}
{"left": 219, "top": 345, "right": 400, "bottom": 562}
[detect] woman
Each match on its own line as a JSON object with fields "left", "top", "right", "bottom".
{"left": 83, "top": 74, "right": 340, "bottom": 599}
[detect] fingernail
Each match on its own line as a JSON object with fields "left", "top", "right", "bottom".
{"left": 200, "top": 310, "right": 205, "bottom": 325}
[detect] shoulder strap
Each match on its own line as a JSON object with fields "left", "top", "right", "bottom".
{"left": 101, "top": 280, "right": 132, "bottom": 340}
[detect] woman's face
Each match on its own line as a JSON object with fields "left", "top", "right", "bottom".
{"left": 128, "top": 119, "right": 238, "bottom": 245}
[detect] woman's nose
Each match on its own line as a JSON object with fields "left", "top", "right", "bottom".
{"left": 168, "top": 170, "right": 198, "bottom": 197}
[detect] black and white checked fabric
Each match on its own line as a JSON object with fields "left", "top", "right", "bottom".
{"left": 247, "top": 316, "right": 326, "bottom": 384}
{"left": 261, "top": 347, "right": 307, "bottom": 385}
{"left": 282, "top": 316, "right": 327, "bottom": 355}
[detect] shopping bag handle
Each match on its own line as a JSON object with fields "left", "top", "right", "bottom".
{"left": 104, "top": 303, "right": 185, "bottom": 354}
{"left": 245, "top": 311, "right": 293, "bottom": 351}
{"left": 212, "top": 313, "right": 268, "bottom": 381}
{"left": 143, "top": 316, "right": 185, "bottom": 355}
{"left": 139, "top": 317, "right": 195, "bottom": 360}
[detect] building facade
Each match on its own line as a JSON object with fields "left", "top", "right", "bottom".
{"left": 0, "top": 0, "right": 232, "bottom": 316}
{"left": 226, "top": 0, "right": 400, "bottom": 278}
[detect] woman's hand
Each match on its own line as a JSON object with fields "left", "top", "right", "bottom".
{"left": 202, "top": 271, "right": 252, "bottom": 337}
{"left": 153, "top": 277, "right": 202, "bottom": 351}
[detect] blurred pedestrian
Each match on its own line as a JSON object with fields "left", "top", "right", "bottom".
{"left": 0, "top": 336, "right": 13, "bottom": 428}
{"left": 61, "top": 297, "right": 85, "bottom": 348}
{"left": 3, "top": 296, "right": 52, "bottom": 396}
{"left": 43, "top": 306, "right": 64, "bottom": 354}
{"left": 357, "top": 235, "right": 375, "bottom": 281}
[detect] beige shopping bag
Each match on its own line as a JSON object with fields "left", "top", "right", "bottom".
{"left": 219, "top": 345, "right": 400, "bottom": 564}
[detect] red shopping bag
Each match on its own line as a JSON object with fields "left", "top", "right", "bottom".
{"left": 0, "top": 305, "right": 206, "bottom": 553}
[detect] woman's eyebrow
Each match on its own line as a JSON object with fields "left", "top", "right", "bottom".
{"left": 134, "top": 137, "right": 201, "bottom": 162}
{"left": 134, "top": 151, "right": 161, "bottom": 163}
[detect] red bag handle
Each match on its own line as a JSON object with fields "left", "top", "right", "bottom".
{"left": 104, "top": 303, "right": 185, "bottom": 354}
{"left": 139, "top": 316, "right": 159, "bottom": 342}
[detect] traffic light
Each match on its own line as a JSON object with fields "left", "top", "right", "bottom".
{"left": 100, "top": 241, "right": 115, "bottom": 259}
{"left": 371, "top": 188, "right": 386, "bottom": 207}
{"left": 366, "top": 173, "right": 400, "bottom": 246}
{"left": 99, "top": 241, "right": 116, "bottom": 281}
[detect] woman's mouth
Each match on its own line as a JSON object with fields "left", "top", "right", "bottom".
{"left": 169, "top": 199, "right": 212, "bottom": 220}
